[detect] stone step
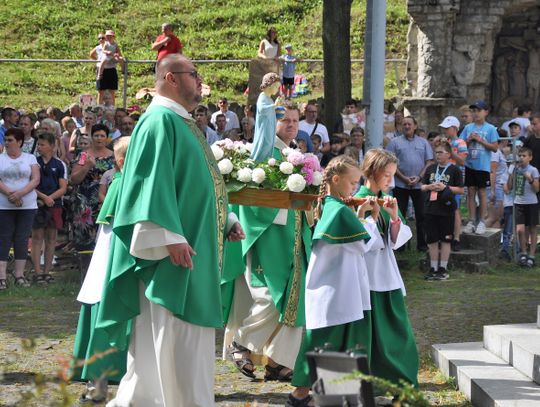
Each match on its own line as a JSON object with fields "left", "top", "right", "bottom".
{"left": 432, "top": 342, "right": 540, "bottom": 406}
{"left": 460, "top": 228, "right": 501, "bottom": 262}
{"left": 463, "top": 261, "right": 490, "bottom": 274}
{"left": 449, "top": 249, "right": 487, "bottom": 266}
{"left": 483, "top": 324, "right": 540, "bottom": 384}
{"left": 537, "top": 306, "right": 540, "bottom": 329}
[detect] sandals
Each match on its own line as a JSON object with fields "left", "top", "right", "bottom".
{"left": 285, "top": 393, "right": 313, "bottom": 407}
{"left": 227, "top": 341, "right": 256, "bottom": 379}
{"left": 264, "top": 363, "right": 293, "bottom": 382}
{"left": 14, "top": 277, "right": 30, "bottom": 288}
{"left": 34, "top": 274, "right": 48, "bottom": 286}
{"left": 0, "top": 279, "right": 6, "bottom": 290}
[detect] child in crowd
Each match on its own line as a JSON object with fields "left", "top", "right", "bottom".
{"left": 279, "top": 44, "right": 299, "bottom": 99}
{"left": 500, "top": 169, "right": 514, "bottom": 261}
{"left": 437, "top": 115, "right": 468, "bottom": 251}
{"left": 506, "top": 147, "right": 540, "bottom": 267}
{"left": 485, "top": 138, "right": 508, "bottom": 228}
{"left": 310, "top": 134, "right": 323, "bottom": 162}
{"left": 98, "top": 159, "right": 119, "bottom": 203}
{"left": 73, "top": 136, "right": 131, "bottom": 403}
{"left": 61, "top": 117, "right": 77, "bottom": 162}
{"left": 78, "top": 135, "right": 91, "bottom": 153}
{"left": 96, "top": 31, "right": 122, "bottom": 81}
{"left": 460, "top": 100, "right": 499, "bottom": 235}
{"left": 320, "top": 135, "right": 343, "bottom": 167}
{"left": 287, "top": 156, "right": 383, "bottom": 407}
{"left": 31, "top": 133, "right": 68, "bottom": 286}
{"left": 421, "top": 141, "right": 464, "bottom": 280}
{"left": 355, "top": 148, "right": 419, "bottom": 387}
{"left": 508, "top": 121, "right": 524, "bottom": 148}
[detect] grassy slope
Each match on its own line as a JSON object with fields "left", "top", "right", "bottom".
{"left": 0, "top": 0, "right": 408, "bottom": 110}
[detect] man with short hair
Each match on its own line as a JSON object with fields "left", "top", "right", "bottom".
{"left": 215, "top": 113, "right": 227, "bottom": 138}
{"left": 96, "top": 54, "right": 244, "bottom": 407}
{"left": 0, "top": 107, "right": 18, "bottom": 148}
{"left": 119, "top": 115, "right": 135, "bottom": 138}
{"left": 299, "top": 101, "right": 330, "bottom": 152}
{"left": 386, "top": 115, "right": 433, "bottom": 251}
{"left": 69, "top": 103, "right": 84, "bottom": 128}
{"left": 151, "top": 23, "right": 183, "bottom": 61}
{"left": 194, "top": 106, "right": 219, "bottom": 144}
{"left": 210, "top": 97, "right": 240, "bottom": 131}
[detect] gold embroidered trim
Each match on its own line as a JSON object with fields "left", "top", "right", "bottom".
{"left": 316, "top": 231, "right": 369, "bottom": 240}
{"left": 283, "top": 211, "right": 303, "bottom": 327}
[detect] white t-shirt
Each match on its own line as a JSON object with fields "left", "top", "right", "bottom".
{"left": 210, "top": 110, "right": 240, "bottom": 132}
{"left": 0, "top": 152, "right": 38, "bottom": 210}
{"left": 299, "top": 120, "right": 329, "bottom": 144}
{"left": 261, "top": 39, "right": 278, "bottom": 58}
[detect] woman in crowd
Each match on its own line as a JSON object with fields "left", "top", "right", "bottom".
{"left": 69, "top": 110, "right": 97, "bottom": 156}
{"left": 69, "top": 124, "right": 113, "bottom": 251}
{"left": 0, "top": 128, "right": 40, "bottom": 289}
{"left": 39, "top": 118, "right": 67, "bottom": 163}
{"left": 19, "top": 114, "right": 38, "bottom": 155}
{"left": 258, "top": 27, "right": 280, "bottom": 59}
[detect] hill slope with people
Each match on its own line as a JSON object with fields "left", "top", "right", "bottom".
{"left": 0, "top": 0, "right": 408, "bottom": 109}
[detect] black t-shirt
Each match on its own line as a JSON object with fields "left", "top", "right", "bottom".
{"left": 36, "top": 156, "right": 65, "bottom": 207}
{"left": 422, "top": 163, "right": 463, "bottom": 216}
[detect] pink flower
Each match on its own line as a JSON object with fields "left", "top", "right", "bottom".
{"left": 303, "top": 154, "right": 321, "bottom": 171}
{"left": 287, "top": 151, "right": 305, "bottom": 165}
{"left": 301, "top": 167, "right": 314, "bottom": 184}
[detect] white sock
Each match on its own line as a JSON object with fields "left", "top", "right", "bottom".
{"left": 440, "top": 261, "right": 448, "bottom": 269}
{"left": 430, "top": 260, "right": 438, "bottom": 269}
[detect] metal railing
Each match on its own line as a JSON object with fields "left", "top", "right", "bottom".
{"left": 0, "top": 57, "right": 407, "bottom": 109}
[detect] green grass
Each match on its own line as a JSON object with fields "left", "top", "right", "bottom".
{"left": 0, "top": 0, "right": 409, "bottom": 110}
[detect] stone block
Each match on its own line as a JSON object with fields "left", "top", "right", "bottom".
{"left": 460, "top": 228, "right": 501, "bottom": 262}
{"left": 537, "top": 306, "right": 540, "bottom": 329}
{"left": 432, "top": 342, "right": 540, "bottom": 406}
{"left": 449, "top": 249, "right": 486, "bottom": 269}
{"left": 463, "top": 261, "right": 490, "bottom": 273}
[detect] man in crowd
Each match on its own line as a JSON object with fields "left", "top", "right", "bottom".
{"left": 299, "top": 101, "right": 330, "bottom": 152}
{"left": 386, "top": 115, "right": 433, "bottom": 251}
{"left": 0, "top": 107, "right": 19, "bottom": 148}
{"left": 222, "top": 103, "right": 312, "bottom": 383}
{"left": 96, "top": 54, "right": 244, "bottom": 407}
{"left": 215, "top": 113, "right": 228, "bottom": 139}
{"left": 211, "top": 97, "right": 240, "bottom": 132}
{"left": 119, "top": 115, "right": 135, "bottom": 138}
{"left": 151, "top": 23, "right": 183, "bottom": 61}
{"left": 69, "top": 103, "right": 84, "bottom": 128}
{"left": 194, "top": 105, "right": 220, "bottom": 144}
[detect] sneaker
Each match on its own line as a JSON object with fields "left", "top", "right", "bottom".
{"left": 463, "top": 221, "right": 475, "bottom": 234}
{"left": 518, "top": 253, "right": 528, "bottom": 267}
{"left": 526, "top": 256, "right": 535, "bottom": 268}
{"left": 434, "top": 267, "right": 449, "bottom": 280}
{"left": 424, "top": 267, "right": 438, "bottom": 281}
{"left": 475, "top": 221, "right": 486, "bottom": 235}
{"left": 451, "top": 240, "right": 461, "bottom": 252}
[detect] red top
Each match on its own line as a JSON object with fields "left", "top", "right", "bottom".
{"left": 155, "top": 34, "right": 183, "bottom": 60}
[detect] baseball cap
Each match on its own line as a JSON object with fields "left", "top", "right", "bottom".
{"left": 469, "top": 100, "right": 489, "bottom": 110}
{"left": 508, "top": 120, "right": 522, "bottom": 128}
{"left": 285, "top": 44, "right": 292, "bottom": 49}
{"left": 438, "top": 116, "right": 460, "bottom": 129}
{"left": 105, "top": 30, "right": 115, "bottom": 36}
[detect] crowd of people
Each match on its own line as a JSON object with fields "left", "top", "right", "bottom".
{"left": 2, "top": 21, "right": 540, "bottom": 406}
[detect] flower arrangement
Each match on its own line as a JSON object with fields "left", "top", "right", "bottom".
{"left": 211, "top": 139, "right": 322, "bottom": 194}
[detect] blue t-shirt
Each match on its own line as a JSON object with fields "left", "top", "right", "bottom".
{"left": 459, "top": 122, "right": 499, "bottom": 172}
{"left": 36, "top": 156, "right": 66, "bottom": 207}
{"left": 281, "top": 54, "right": 296, "bottom": 79}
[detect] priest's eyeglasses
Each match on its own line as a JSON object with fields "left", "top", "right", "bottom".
{"left": 167, "top": 70, "right": 199, "bottom": 79}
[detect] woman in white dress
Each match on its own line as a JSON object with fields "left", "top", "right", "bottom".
{"left": 258, "top": 27, "right": 281, "bottom": 59}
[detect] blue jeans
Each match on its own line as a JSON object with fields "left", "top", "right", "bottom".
{"left": 501, "top": 206, "right": 513, "bottom": 253}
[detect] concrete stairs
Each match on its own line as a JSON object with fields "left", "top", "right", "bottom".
{"left": 432, "top": 307, "right": 540, "bottom": 406}
{"left": 450, "top": 227, "right": 501, "bottom": 272}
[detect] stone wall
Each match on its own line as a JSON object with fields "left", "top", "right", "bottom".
{"left": 406, "top": 0, "right": 540, "bottom": 123}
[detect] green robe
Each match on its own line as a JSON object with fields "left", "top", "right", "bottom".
{"left": 222, "top": 146, "right": 312, "bottom": 327}
{"left": 96, "top": 105, "right": 228, "bottom": 350}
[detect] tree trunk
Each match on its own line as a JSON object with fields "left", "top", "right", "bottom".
{"left": 322, "top": 0, "right": 352, "bottom": 134}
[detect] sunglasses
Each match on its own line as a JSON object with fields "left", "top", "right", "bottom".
{"left": 167, "top": 70, "right": 199, "bottom": 79}
{"left": 98, "top": 37, "right": 105, "bottom": 40}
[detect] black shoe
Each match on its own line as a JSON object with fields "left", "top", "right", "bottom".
{"left": 434, "top": 267, "right": 449, "bottom": 280}
{"left": 424, "top": 267, "right": 437, "bottom": 281}
{"left": 285, "top": 393, "right": 313, "bottom": 407}
{"left": 451, "top": 240, "right": 461, "bottom": 252}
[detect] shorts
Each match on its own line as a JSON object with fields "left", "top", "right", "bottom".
{"left": 514, "top": 203, "right": 538, "bottom": 227}
{"left": 465, "top": 167, "right": 490, "bottom": 188}
{"left": 424, "top": 213, "right": 455, "bottom": 244}
{"left": 454, "top": 194, "right": 461, "bottom": 209}
{"left": 33, "top": 207, "right": 63, "bottom": 230}
{"left": 282, "top": 76, "right": 294, "bottom": 86}
{"left": 97, "top": 67, "right": 118, "bottom": 91}
{"left": 487, "top": 184, "right": 504, "bottom": 203}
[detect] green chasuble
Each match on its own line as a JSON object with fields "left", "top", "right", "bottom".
{"left": 226, "top": 146, "right": 312, "bottom": 327}
{"left": 313, "top": 196, "right": 371, "bottom": 244}
{"left": 96, "top": 105, "right": 228, "bottom": 350}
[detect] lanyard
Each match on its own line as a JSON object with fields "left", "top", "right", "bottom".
{"left": 435, "top": 164, "right": 450, "bottom": 183}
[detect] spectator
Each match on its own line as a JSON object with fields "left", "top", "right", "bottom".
{"left": 343, "top": 126, "right": 365, "bottom": 165}
{"left": 386, "top": 115, "right": 433, "bottom": 251}
{"left": 501, "top": 105, "right": 532, "bottom": 139}
{"left": 210, "top": 97, "right": 240, "bottom": 131}
{"left": 279, "top": 44, "right": 299, "bottom": 99}
{"left": 458, "top": 105, "right": 473, "bottom": 136}
{"left": 320, "top": 136, "right": 343, "bottom": 167}
{"left": 46, "top": 106, "right": 62, "bottom": 138}
{"left": 258, "top": 27, "right": 280, "bottom": 59}
{"left": 214, "top": 113, "right": 227, "bottom": 139}
{"left": 31, "top": 132, "right": 67, "bottom": 286}
{"left": 507, "top": 147, "right": 540, "bottom": 267}
{"left": 241, "top": 116, "right": 255, "bottom": 143}
{"left": 96, "top": 30, "right": 123, "bottom": 106}
{"left": 311, "top": 134, "right": 323, "bottom": 161}
{"left": 421, "top": 141, "right": 464, "bottom": 280}
{"left": 194, "top": 105, "right": 220, "bottom": 144}
{"left": 89, "top": 32, "right": 106, "bottom": 77}
{"left": 69, "top": 103, "right": 84, "bottom": 128}
{"left": 522, "top": 114, "right": 540, "bottom": 181}
{"left": 437, "top": 115, "right": 468, "bottom": 251}
{"left": 69, "top": 124, "right": 114, "bottom": 250}
{"left": 152, "top": 23, "right": 183, "bottom": 60}
{"left": 508, "top": 120, "right": 524, "bottom": 148}
{"left": 113, "top": 108, "right": 127, "bottom": 129}
{"left": 38, "top": 119, "right": 67, "bottom": 163}
{"left": 295, "top": 130, "right": 314, "bottom": 153}
{"left": 460, "top": 100, "right": 499, "bottom": 235}
{"left": 0, "top": 107, "right": 19, "bottom": 150}
{"left": 299, "top": 101, "right": 330, "bottom": 153}
{"left": 485, "top": 138, "right": 508, "bottom": 228}
{"left": 19, "top": 114, "right": 38, "bottom": 155}
{"left": 119, "top": 115, "right": 135, "bottom": 138}
{"left": 0, "top": 128, "right": 40, "bottom": 289}
{"left": 500, "top": 170, "right": 514, "bottom": 261}
{"left": 61, "top": 117, "right": 77, "bottom": 161}
{"left": 69, "top": 110, "right": 97, "bottom": 155}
